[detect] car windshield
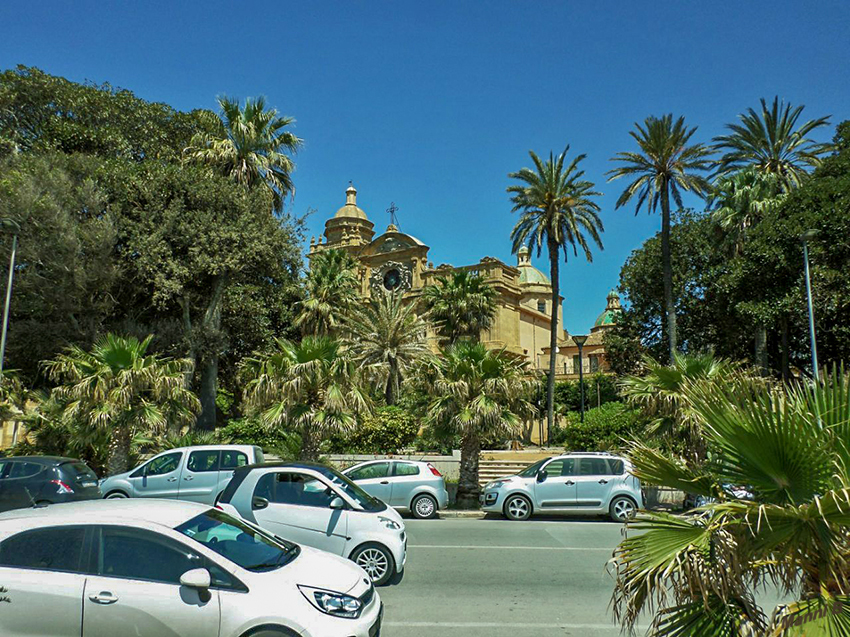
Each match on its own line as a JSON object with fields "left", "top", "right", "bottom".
{"left": 176, "top": 508, "right": 299, "bottom": 572}
{"left": 518, "top": 458, "right": 551, "bottom": 478}
{"left": 314, "top": 466, "right": 386, "bottom": 512}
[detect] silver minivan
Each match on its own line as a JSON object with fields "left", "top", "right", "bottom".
{"left": 99, "top": 445, "right": 263, "bottom": 505}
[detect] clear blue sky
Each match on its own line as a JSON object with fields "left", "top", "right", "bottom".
{"left": 2, "top": 1, "right": 848, "bottom": 333}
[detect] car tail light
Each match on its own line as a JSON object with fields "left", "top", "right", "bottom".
{"left": 50, "top": 480, "right": 74, "bottom": 494}
{"left": 427, "top": 463, "right": 442, "bottom": 477}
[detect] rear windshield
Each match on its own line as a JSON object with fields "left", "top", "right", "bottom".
{"left": 61, "top": 463, "right": 98, "bottom": 479}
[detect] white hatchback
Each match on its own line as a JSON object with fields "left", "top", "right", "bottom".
{"left": 219, "top": 462, "right": 407, "bottom": 586}
{"left": 0, "top": 499, "right": 383, "bottom": 637}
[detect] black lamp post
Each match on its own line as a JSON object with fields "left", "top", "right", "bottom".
{"left": 572, "top": 334, "right": 588, "bottom": 423}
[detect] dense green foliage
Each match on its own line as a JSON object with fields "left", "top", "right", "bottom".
{"left": 329, "top": 406, "right": 419, "bottom": 454}
{"left": 553, "top": 373, "right": 620, "bottom": 413}
{"left": 553, "top": 403, "right": 646, "bottom": 452}
{"left": 421, "top": 270, "right": 497, "bottom": 345}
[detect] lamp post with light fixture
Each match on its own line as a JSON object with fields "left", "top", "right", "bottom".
{"left": 572, "top": 334, "right": 588, "bottom": 423}
{"left": 800, "top": 229, "right": 819, "bottom": 382}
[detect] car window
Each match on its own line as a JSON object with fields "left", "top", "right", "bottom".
{"left": 62, "top": 462, "right": 98, "bottom": 480}
{"left": 99, "top": 526, "right": 203, "bottom": 585}
{"left": 7, "top": 461, "right": 43, "bottom": 479}
{"left": 0, "top": 526, "right": 86, "bottom": 573}
{"left": 176, "top": 509, "right": 297, "bottom": 574}
{"left": 142, "top": 452, "right": 182, "bottom": 477}
{"left": 221, "top": 451, "right": 248, "bottom": 469}
{"left": 187, "top": 450, "right": 220, "bottom": 473}
{"left": 0, "top": 460, "right": 9, "bottom": 478}
{"left": 313, "top": 466, "right": 387, "bottom": 513}
{"left": 608, "top": 459, "right": 625, "bottom": 475}
{"left": 394, "top": 462, "right": 420, "bottom": 477}
{"left": 348, "top": 462, "right": 390, "bottom": 480}
{"left": 578, "top": 458, "right": 612, "bottom": 476}
{"left": 543, "top": 459, "right": 575, "bottom": 476}
{"left": 518, "top": 458, "right": 550, "bottom": 477}
{"left": 257, "top": 472, "right": 338, "bottom": 508}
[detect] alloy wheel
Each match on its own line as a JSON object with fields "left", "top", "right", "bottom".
{"left": 611, "top": 497, "right": 636, "bottom": 522}
{"left": 413, "top": 495, "right": 436, "bottom": 519}
{"left": 506, "top": 495, "right": 530, "bottom": 520}
{"left": 356, "top": 548, "right": 389, "bottom": 583}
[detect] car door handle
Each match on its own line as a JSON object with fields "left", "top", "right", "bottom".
{"left": 183, "top": 476, "right": 193, "bottom": 481}
{"left": 565, "top": 480, "right": 575, "bottom": 486}
{"left": 380, "top": 481, "right": 390, "bottom": 485}
{"left": 89, "top": 592, "right": 119, "bottom": 605}
{"left": 167, "top": 477, "right": 178, "bottom": 482}
{"left": 598, "top": 479, "right": 608, "bottom": 485}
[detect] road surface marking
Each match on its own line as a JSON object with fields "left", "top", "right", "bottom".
{"left": 408, "top": 544, "right": 611, "bottom": 551}
{"left": 384, "top": 621, "right": 643, "bottom": 630}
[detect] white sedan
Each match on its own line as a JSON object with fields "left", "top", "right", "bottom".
{"left": 0, "top": 499, "right": 383, "bottom": 637}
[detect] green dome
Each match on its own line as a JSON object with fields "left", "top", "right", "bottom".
{"left": 594, "top": 289, "right": 622, "bottom": 327}
{"left": 518, "top": 264, "right": 550, "bottom": 285}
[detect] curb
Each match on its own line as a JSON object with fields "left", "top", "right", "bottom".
{"left": 436, "top": 510, "right": 487, "bottom": 519}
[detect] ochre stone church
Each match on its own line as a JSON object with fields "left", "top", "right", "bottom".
{"left": 309, "top": 184, "right": 620, "bottom": 380}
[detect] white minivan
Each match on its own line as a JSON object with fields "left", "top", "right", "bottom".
{"left": 100, "top": 445, "right": 264, "bottom": 505}
{"left": 218, "top": 462, "right": 407, "bottom": 586}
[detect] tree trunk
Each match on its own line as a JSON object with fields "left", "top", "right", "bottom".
{"left": 456, "top": 429, "right": 481, "bottom": 508}
{"left": 300, "top": 423, "right": 318, "bottom": 461}
{"left": 546, "top": 238, "right": 559, "bottom": 443}
{"left": 385, "top": 358, "right": 397, "bottom": 405}
{"left": 107, "top": 424, "right": 132, "bottom": 476}
{"left": 754, "top": 324, "right": 768, "bottom": 376}
{"left": 196, "top": 357, "right": 218, "bottom": 430}
{"left": 195, "top": 276, "right": 227, "bottom": 431}
{"left": 781, "top": 316, "right": 790, "bottom": 382}
{"left": 660, "top": 185, "right": 677, "bottom": 363}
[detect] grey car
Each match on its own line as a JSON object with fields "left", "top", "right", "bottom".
{"left": 0, "top": 456, "right": 101, "bottom": 512}
{"left": 99, "top": 445, "right": 263, "bottom": 505}
{"left": 342, "top": 459, "right": 449, "bottom": 519}
{"left": 480, "top": 452, "right": 643, "bottom": 522}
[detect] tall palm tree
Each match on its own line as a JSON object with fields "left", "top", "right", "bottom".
{"left": 713, "top": 98, "right": 831, "bottom": 373}
{"left": 296, "top": 249, "right": 360, "bottom": 337}
{"left": 713, "top": 96, "right": 832, "bottom": 192}
{"left": 421, "top": 270, "right": 497, "bottom": 345}
{"left": 343, "top": 290, "right": 431, "bottom": 405}
{"left": 185, "top": 95, "right": 303, "bottom": 211}
{"left": 44, "top": 334, "right": 200, "bottom": 475}
{"left": 612, "top": 366, "right": 850, "bottom": 635}
{"left": 425, "top": 342, "right": 534, "bottom": 508}
{"left": 508, "top": 146, "right": 603, "bottom": 436}
{"left": 241, "top": 336, "right": 370, "bottom": 461}
{"left": 608, "top": 115, "right": 713, "bottom": 363}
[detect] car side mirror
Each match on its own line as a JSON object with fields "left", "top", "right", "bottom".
{"left": 536, "top": 470, "right": 548, "bottom": 483}
{"left": 179, "top": 568, "right": 210, "bottom": 590}
{"left": 252, "top": 496, "right": 269, "bottom": 510}
{"left": 329, "top": 496, "right": 345, "bottom": 510}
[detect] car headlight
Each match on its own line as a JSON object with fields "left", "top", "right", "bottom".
{"left": 298, "top": 585, "right": 363, "bottom": 619}
{"left": 378, "top": 515, "right": 402, "bottom": 530}
{"left": 487, "top": 479, "right": 511, "bottom": 490}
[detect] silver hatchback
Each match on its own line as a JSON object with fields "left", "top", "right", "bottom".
{"left": 343, "top": 460, "right": 449, "bottom": 519}
{"left": 480, "top": 452, "right": 643, "bottom": 522}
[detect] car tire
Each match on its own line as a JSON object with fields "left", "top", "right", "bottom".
{"left": 242, "top": 627, "right": 300, "bottom": 637}
{"left": 411, "top": 494, "right": 438, "bottom": 519}
{"left": 609, "top": 496, "right": 637, "bottom": 522}
{"left": 105, "top": 490, "right": 129, "bottom": 499}
{"left": 351, "top": 542, "right": 396, "bottom": 586}
{"left": 503, "top": 494, "right": 532, "bottom": 521}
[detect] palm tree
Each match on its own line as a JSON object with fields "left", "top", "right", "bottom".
{"left": 296, "top": 249, "right": 360, "bottom": 337}
{"left": 608, "top": 115, "right": 713, "bottom": 363}
{"left": 421, "top": 270, "right": 497, "bottom": 345}
{"left": 343, "top": 290, "right": 431, "bottom": 405}
{"left": 425, "top": 342, "right": 534, "bottom": 508}
{"left": 713, "top": 96, "right": 832, "bottom": 192}
{"left": 241, "top": 336, "right": 370, "bottom": 461}
{"left": 507, "top": 146, "right": 603, "bottom": 437}
{"left": 44, "top": 334, "right": 200, "bottom": 475}
{"left": 711, "top": 167, "right": 785, "bottom": 253}
{"left": 185, "top": 95, "right": 303, "bottom": 211}
{"left": 612, "top": 366, "right": 850, "bottom": 635}
{"left": 619, "top": 352, "right": 742, "bottom": 461}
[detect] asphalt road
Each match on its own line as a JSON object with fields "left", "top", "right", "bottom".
{"left": 379, "top": 516, "right": 638, "bottom": 637}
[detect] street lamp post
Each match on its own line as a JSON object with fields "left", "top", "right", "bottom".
{"left": 800, "top": 229, "right": 819, "bottom": 382}
{"left": 0, "top": 227, "right": 19, "bottom": 378}
{"left": 572, "top": 334, "right": 588, "bottom": 424}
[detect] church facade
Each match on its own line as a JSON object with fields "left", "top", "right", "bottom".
{"left": 309, "top": 184, "right": 619, "bottom": 378}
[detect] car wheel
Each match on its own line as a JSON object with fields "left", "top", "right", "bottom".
{"left": 105, "top": 491, "right": 128, "bottom": 499}
{"left": 351, "top": 543, "right": 395, "bottom": 586}
{"left": 504, "top": 494, "right": 532, "bottom": 521}
{"left": 411, "top": 494, "right": 438, "bottom": 519}
{"left": 609, "top": 496, "right": 637, "bottom": 522}
{"left": 242, "top": 627, "right": 300, "bottom": 637}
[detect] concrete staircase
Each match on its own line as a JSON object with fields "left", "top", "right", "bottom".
{"left": 478, "top": 460, "right": 530, "bottom": 487}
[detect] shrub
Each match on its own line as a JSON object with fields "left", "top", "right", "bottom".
{"left": 554, "top": 402, "right": 646, "bottom": 452}
{"left": 553, "top": 373, "right": 620, "bottom": 413}
{"left": 218, "top": 417, "right": 300, "bottom": 459}
{"left": 329, "top": 406, "right": 419, "bottom": 454}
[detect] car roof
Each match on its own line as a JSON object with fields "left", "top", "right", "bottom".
{"left": 235, "top": 461, "right": 330, "bottom": 473}
{"left": 344, "top": 458, "right": 425, "bottom": 469}
{"left": 0, "top": 455, "right": 80, "bottom": 465}
{"left": 162, "top": 445, "right": 258, "bottom": 452}
{"left": 0, "top": 498, "right": 209, "bottom": 529}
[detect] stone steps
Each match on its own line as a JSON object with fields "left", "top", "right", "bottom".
{"left": 478, "top": 460, "right": 530, "bottom": 487}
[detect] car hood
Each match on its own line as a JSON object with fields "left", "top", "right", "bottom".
{"left": 283, "top": 545, "right": 371, "bottom": 597}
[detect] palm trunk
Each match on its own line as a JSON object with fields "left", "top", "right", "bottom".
{"left": 547, "top": 238, "right": 559, "bottom": 442}
{"left": 196, "top": 276, "right": 227, "bottom": 431}
{"left": 107, "top": 424, "right": 132, "bottom": 476}
{"left": 385, "top": 358, "right": 398, "bottom": 405}
{"left": 754, "top": 324, "right": 768, "bottom": 376}
{"left": 456, "top": 429, "right": 481, "bottom": 508}
{"left": 781, "top": 316, "right": 790, "bottom": 382}
{"left": 660, "top": 185, "right": 677, "bottom": 363}
{"left": 300, "top": 423, "right": 318, "bottom": 461}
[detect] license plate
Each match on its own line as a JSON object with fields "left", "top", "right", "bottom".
{"left": 79, "top": 481, "right": 97, "bottom": 488}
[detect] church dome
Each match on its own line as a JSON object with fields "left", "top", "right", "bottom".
{"left": 334, "top": 183, "right": 368, "bottom": 220}
{"left": 594, "top": 289, "right": 622, "bottom": 327}
{"left": 516, "top": 246, "right": 550, "bottom": 285}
